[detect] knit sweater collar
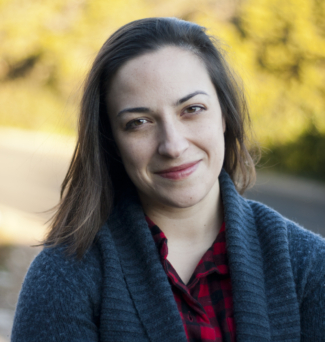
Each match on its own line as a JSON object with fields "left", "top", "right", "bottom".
{"left": 99, "top": 169, "right": 300, "bottom": 342}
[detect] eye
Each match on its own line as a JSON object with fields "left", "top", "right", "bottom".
{"left": 183, "top": 105, "right": 205, "bottom": 114}
{"left": 125, "top": 118, "right": 149, "bottom": 130}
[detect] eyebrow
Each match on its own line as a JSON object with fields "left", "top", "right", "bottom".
{"left": 116, "top": 90, "right": 208, "bottom": 117}
{"left": 117, "top": 107, "right": 151, "bottom": 117}
{"left": 175, "top": 90, "right": 209, "bottom": 106}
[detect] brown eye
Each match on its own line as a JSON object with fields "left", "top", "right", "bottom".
{"left": 184, "top": 106, "right": 204, "bottom": 114}
{"left": 125, "top": 118, "right": 148, "bottom": 130}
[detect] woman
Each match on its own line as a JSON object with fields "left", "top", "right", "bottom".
{"left": 12, "top": 17, "right": 325, "bottom": 341}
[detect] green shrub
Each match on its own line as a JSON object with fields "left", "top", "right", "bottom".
{"left": 260, "top": 126, "right": 325, "bottom": 182}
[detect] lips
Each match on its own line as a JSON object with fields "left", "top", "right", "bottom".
{"left": 154, "top": 160, "right": 201, "bottom": 180}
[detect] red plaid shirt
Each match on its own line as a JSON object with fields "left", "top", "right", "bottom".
{"left": 146, "top": 217, "right": 236, "bottom": 342}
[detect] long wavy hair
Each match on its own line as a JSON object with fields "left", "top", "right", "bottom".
{"left": 44, "top": 17, "right": 257, "bottom": 258}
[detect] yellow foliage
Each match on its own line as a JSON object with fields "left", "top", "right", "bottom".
{"left": 0, "top": 0, "right": 324, "bottom": 149}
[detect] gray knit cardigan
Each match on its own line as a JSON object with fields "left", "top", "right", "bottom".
{"left": 11, "top": 170, "right": 325, "bottom": 341}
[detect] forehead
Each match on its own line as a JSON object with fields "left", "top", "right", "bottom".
{"left": 114, "top": 46, "right": 206, "bottom": 82}
{"left": 107, "top": 46, "right": 215, "bottom": 108}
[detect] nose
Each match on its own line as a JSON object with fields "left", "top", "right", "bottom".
{"left": 157, "top": 120, "right": 189, "bottom": 158}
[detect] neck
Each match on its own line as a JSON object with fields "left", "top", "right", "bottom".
{"left": 139, "top": 180, "right": 223, "bottom": 247}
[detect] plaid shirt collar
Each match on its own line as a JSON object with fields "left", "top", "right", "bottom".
{"left": 145, "top": 216, "right": 228, "bottom": 287}
{"left": 145, "top": 216, "right": 235, "bottom": 341}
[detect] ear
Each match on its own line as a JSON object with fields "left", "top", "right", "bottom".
{"left": 222, "top": 116, "right": 226, "bottom": 133}
{"left": 115, "top": 145, "right": 121, "bottom": 157}
{"left": 112, "top": 139, "right": 121, "bottom": 157}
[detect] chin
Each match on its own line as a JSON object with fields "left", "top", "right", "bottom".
{"left": 156, "top": 189, "right": 208, "bottom": 209}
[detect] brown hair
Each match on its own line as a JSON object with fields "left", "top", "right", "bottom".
{"left": 44, "top": 17, "right": 257, "bottom": 258}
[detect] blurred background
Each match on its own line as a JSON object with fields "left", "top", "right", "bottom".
{"left": 0, "top": 0, "right": 324, "bottom": 340}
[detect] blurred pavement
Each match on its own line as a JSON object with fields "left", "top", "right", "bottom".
{"left": 246, "top": 171, "right": 325, "bottom": 236}
{"left": 0, "top": 128, "right": 74, "bottom": 341}
{"left": 0, "top": 127, "right": 324, "bottom": 341}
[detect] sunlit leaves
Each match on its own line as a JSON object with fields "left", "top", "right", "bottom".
{"left": 0, "top": 0, "right": 324, "bottom": 148}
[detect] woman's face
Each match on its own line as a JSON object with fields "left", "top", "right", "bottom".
{"left": 107, "top": 46, "right": 225, "bottom": 209}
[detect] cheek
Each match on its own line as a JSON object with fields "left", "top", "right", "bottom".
{"left": 200, "top": 117, "right": 225, "bottom": 163}
{"left": 194, "top": 115, "right": 224, "bottom": 146}
{"left": 115, "top": 135, "right": 153, "bottom": 173}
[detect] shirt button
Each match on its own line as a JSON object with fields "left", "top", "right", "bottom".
{"left": 188, "top": 311, "right": 193, "bottom": 322}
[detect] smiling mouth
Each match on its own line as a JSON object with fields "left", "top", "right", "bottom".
{"left": 155, "top": 160, "right": 201, "bottom": 180}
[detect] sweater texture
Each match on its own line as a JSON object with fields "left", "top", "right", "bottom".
{"left": 11, "top": 170, "right": 325, "bottom": 341}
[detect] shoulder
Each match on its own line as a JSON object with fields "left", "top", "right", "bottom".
{"left": 286, "top": 219, "right": 325, "bottom": 299}
{"left": 247, "top": 199, "right": 325, "bottom": 298}
{"left": 285, "top": 220, "right": 325, "bottom": 338}
{"left": 24, "top": 242, "right": 103, "bottom": 297}
{"left": 12, "top": 243, "right": 103, "bottom": 341}
{"left": 247, "top": 198, "right": 325, "bottom": 266}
